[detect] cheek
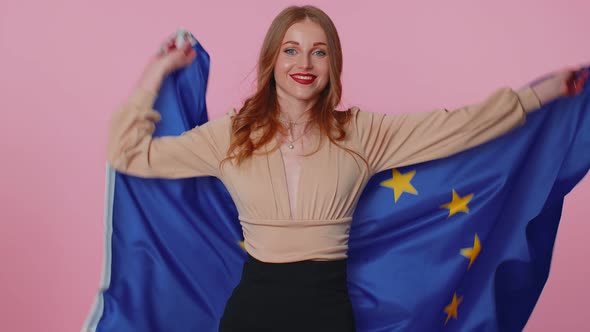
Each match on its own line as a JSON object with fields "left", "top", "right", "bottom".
{"left": 313, "top": 59, "right": 329, "bottom": 76}
{"left": 274, "top": 56, "right": 293, "bottom": 74}
{"left": 317, "top": 62, "right": 330, "bottom": 85}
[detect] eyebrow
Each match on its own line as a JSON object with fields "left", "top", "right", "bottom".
{"left": 282, "top": 41, "right": 327, "bottom": 46}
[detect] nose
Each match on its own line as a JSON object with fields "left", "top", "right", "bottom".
{"left": 297, "top": 54, "right": 313, "bottom": 69}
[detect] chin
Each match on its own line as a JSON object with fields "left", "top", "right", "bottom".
{"left": 277, "top": 81, "right": 326, "bottom": 104}
{"left": 291, "top": 87, "right": 323, "bottom": 101}
{"left": 294, "top": 93, "right": 322, "bottom": 103}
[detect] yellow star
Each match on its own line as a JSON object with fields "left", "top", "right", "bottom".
{"left": 238, "top": 241, "right": 246, "bottom": 251}
{"left": 380, "top": 169, "right": 418, "bottom": 202}
{"left": 460, "top": 234, "right": 481, "bottom": 270}
{"left": 441, "top": 190, "right": 473, "bottom": 217}
{"left": 444, "top": 292, "right": 463, "bottom": 325}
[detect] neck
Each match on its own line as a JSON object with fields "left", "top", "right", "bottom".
{"left": 276, "top": 91, "right": 318, "bottom": 123}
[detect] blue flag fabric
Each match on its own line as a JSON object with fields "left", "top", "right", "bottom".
{"left": 84, "top": 41, "right": 589, "bottom": 332}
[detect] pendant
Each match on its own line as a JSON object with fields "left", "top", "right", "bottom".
{"left": 288, "top": 144, "right": 294, "bottom": 149}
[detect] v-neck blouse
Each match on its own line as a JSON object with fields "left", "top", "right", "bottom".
{"left": 107, "top": 86, "right": 541, "bottom": 263}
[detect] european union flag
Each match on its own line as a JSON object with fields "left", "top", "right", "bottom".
{"left": 83, "top": 40, "right": 589, "bottom": 332}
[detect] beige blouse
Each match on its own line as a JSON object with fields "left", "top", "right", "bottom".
{"left": 107, "top": 87, "right": 541, "bottom": 263}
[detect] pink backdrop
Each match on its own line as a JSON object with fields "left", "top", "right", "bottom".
{"left": 1, "top": 0, "right": 588, "bottom": 331}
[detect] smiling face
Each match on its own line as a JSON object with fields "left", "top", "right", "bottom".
{"left": 273, "top": 18, "right": 330, "bottom": 108}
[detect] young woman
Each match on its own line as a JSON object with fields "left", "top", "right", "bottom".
{"left": 106, "top": 5, "right": 588, "bottom": 332}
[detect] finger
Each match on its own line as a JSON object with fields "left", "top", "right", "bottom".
{"left": 166, "top": 33, "right": 177, "bottom": 45}
{"left": 566, "top": 68, "right": 588, "bottom": 95}
{"left": 184, "top": 45, "right": 195, "bottom": 56}
{"left": 125, "top": 144, "right": 145, "bottom": 161}
{"left": 180, "top": 37, "right": 192, "bottom": 51}
{"left": 134, "top": 109, "right": 161, "bottom": 123}
{"left": 579, "top": 68, "right": 589, "bottom": 82}
{"left": 158, "top": 35, "right": 176, "bottom": 54}
{"left": 145, "top": 121, "right": 157, "bottom": 134}
{"left": 126, "top": 122, "right": 155, "bottom": 148}
{"left": 114, "top": 104, "right": 149, "bottom": 138}
{"left": 565, "top": 71, "right": 576, "bottom": 96}
{"left": 164, "top": 40, "right": 177, "bottom": 55}
{"left": 136, "top": 120, "right": 157, "bottom": 135}
{"left": 142, "top": 109, "right": 161, "bottom": 122}
{"left": 183, "top": 49, "right": 197, "bottom": 64}
{"left": 575, "top": 68, "right": 589, "bottom": 93}
{"left": 171, "top": 41, "right": 195, "bottom": 57}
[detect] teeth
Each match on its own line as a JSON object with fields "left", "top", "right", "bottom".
{"left": 293, "top": 75, "right": 314, "bottom": 80}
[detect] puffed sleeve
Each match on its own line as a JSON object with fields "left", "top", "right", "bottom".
{"left": 354, "top": 86, "right": 542, "bottom": 174}
{"left": 106, "top": 88, "right": 233, "bottom": 179}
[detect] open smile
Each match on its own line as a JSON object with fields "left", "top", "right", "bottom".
{"left": 290, "top": 73, "right": 317, "bottom": 85}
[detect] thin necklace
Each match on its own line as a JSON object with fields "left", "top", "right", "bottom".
{"left": 283, "top": 123, "right": 312, "bottom": 149}
{"left": 278, "top": 110, "right": 312, "bottom": 150}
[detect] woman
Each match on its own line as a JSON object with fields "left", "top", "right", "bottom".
{"left": 107, "top": 5, "right": 588, "bottom": 332}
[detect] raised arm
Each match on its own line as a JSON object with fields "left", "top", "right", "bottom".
{"left": 106, "top": 87, "right": 232, "bottom": 179}
{"left": 355, "top": 66, "right": 589, "bottom": 175}
{"left": 106, "top": 32, "right": 232, "bottom": 179}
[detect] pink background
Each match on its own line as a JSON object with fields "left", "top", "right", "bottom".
{"left": 1, "top": 0, "right": 588, "bottom": 331}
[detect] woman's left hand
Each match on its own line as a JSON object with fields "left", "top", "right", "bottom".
{"left": 531, "top": 67, "right": 589, "bottom": 105}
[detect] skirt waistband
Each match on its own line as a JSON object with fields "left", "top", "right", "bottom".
{"left": 242, "top": 254, "right": 348, "bottom": 289}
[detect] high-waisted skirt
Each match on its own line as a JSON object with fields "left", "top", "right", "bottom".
{"left": 218, "top": 254, "right": 356, "bottom": 332}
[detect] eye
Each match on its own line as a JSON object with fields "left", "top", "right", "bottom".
{"left": 284, "top": 48, "right": 297, "bottom": 55}
{"left": 313, "top": 49, "right": 327, "bottom": 57}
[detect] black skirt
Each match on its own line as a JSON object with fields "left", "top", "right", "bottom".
{"left": 219, "top": 254, "right": 356, "bottom": 332}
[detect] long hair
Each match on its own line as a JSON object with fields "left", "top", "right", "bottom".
{"left": 223, "top": 5, "right": 364, "bottom": 167}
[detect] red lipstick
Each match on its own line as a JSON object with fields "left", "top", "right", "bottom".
{"left": 290, "top": 73, "right": 317, "bottom": 85}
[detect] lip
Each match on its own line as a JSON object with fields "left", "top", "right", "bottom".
{"left": 290, "top": 73, "right": 317, "bottom": 85}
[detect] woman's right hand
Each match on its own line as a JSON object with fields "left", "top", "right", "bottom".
{"left": 137, "top": 33, "right": 197, "bottom": 94}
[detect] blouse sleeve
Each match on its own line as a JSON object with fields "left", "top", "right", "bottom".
{"left": 355, "top": 86, "right": 542, "bottom": 174}
{"left": 106, "top": 88, "right": 233, "bottom": 179}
